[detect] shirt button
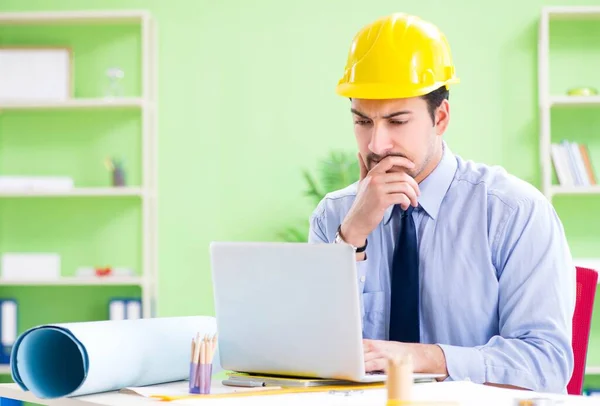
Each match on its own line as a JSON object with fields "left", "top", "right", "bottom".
{"left": 360, "top": 276, "right": 366, "bottom": 283}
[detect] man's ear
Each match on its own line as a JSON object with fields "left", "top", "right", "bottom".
{"left": 434, "top": 99, "right": 450, "bottom": 135}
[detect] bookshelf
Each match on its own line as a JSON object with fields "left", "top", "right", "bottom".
{"left": 539, "top": 6, "right": 600, "bottom": 376}
{"left": 540, "top": 6, "right": 600, "bottom": 196}
{"left": 0, "top": 9, "right": 158, "bottom": 373}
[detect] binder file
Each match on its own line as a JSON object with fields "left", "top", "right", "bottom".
{"left": 109, "top": 298, "right": 141, "bottom": 320}
{"left": 0, "top": 397, "right": 23, "bottom": 406}
{"left": 0, "top": 299, "right": 17, "bottom": 364}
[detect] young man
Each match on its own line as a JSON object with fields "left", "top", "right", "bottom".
{"left": 308, "top": 13, "right": 575, "bottom": 393}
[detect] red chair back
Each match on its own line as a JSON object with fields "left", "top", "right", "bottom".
{"left": 567, "top": 266, "right": 598, "bottom": 395}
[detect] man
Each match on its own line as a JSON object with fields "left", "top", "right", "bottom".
{"left": 308, "top": 13, "right": 575, "bottom": 393}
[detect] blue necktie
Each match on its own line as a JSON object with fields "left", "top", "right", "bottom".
{"left": 389, "top": 206, "right": 420, "bottom": 343}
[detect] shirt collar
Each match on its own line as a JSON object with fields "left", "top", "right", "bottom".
{"left": 383, "top": 142, "right": 457, "bottom": 224}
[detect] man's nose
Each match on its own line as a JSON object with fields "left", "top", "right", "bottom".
{"left": 368, "top": 124, "right": 393, "bottom": 156}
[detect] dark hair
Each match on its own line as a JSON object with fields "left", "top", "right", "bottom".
{"left": 421, "top": 86, "right": 449, "bottom": 124}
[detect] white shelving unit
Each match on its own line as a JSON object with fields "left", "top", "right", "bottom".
{"left": 539, "top": 6, "right": 600, "bottom": 376}
{"left": 586, "top": 366, "right": 600, "bottom": 375}
{"left": 539, "top": 6, "right": 600, "bottom": 199}
{"left": 550, "top": 185, "right": 600, "bottom": 197}
{"left": 550, "top": 95, "right": 600, "bottom": 107}
{"left": 0, "top": 187, "right": 144, "bottom": 198}
{"left": 0, "top": 10, "right": 158, "bottom": 318}
{"left": 0, "top": 277, "right": 143, "bottom": 286}
{"left": 0, "top": 98, "right": 145, "bottom": 111}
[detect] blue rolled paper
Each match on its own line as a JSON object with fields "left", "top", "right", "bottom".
{"left": 10, "top": 316, "right": 219, "bottom": 399}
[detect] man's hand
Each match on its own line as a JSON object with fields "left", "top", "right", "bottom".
{"left": 363, "top": 339, "right": 448, "bottom": 379}
{"left": 340, "top": 154, "right": 420, "bottom": 250}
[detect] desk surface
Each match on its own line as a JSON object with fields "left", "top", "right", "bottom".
{"left": 0, "top": 380, "right": 598, "bottom": 406}
{"left": 0, "top": 383, "right": 152, "bottom": 406}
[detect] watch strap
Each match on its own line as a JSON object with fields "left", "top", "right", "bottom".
{"left": 337, "top": 225, "right": 368, "bottom": 253}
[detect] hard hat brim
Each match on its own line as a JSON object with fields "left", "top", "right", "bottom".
{"left": 336, "top": 78, "right": 460, "bottom": 100}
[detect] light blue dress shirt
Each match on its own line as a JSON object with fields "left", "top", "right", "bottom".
{"left": 308, "top": 143, "right": 576, "bottom": 393}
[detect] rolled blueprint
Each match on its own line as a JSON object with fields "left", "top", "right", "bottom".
{"left": 10, "top": 316, "right": 219, "bottom": 399}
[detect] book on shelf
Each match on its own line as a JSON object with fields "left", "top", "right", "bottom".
{"left": 551, "top": 141, "right": 596, "bottom": 186}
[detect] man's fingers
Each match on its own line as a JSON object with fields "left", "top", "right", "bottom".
{"left": 362, "top": 339, "right": 374, "bottom": 350}
{"left": 358, "top": 153, "right": 368, "bottom": 181}
{"left": 387, "top": 193, "right": 412, "bottom": 211}
{"left": 364, "top": 348, "right": 383, "bottom": 363}
{"left": 364, "top": 351, "right": 378, "bottom": 363}
{"left": 376, "top": 173, "right": 420, "bottom": 196}
{"left": 370, "top": 156, "right": 415, "bottom": 174}
{"left": 381, "top": 184, "right": 419, "bottom": 207}
{"left": 365, "top": 358, "right": 387, "bottom": 373}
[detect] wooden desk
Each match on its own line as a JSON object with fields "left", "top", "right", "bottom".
{"left": 0, "top": 380, "right": 598, "bottom": 406}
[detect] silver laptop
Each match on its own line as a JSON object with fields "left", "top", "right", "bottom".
{"left": 210, "top": 241, "right": 442, "bottom": 383}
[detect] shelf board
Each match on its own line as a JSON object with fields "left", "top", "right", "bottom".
{"left": 0, "top": 187, "right": 143, "bottom": 198}
{"left": 586, "top": 366, "right": 600, "bottom": 375}
{"left": 0, "top": 276, "right": 143, "bottom": 286}
{"left": 550, "top": 185, "right": 600, "bottom": 196}
{"left": 549, "top": 95, "right": 600, "bottom": 107}
{"left": 0, "top": 364, "right": 9, "bottom": 374}
{"left": 0, "top": 10, "right": 150, "bottom": 25}
{"left": 544, "top": 6, "right": 600, "bottom": 19}
{"left": 0, "top": 98, "right": 144, "bottom": 112}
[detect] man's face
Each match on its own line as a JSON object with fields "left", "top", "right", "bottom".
{"left": 351, "top": 96, "right": 449, "bottom": 182}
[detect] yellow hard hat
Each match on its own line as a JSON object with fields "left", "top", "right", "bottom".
{"left": 336, "top": 13, "right": 459, "bottom": 99}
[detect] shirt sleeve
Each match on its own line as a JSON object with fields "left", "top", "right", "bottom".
{"left": 308, "top": 203, "right": 369, "bottom": 318}
{"left": 437, "top": 194, "right": 576, "bottom": 393}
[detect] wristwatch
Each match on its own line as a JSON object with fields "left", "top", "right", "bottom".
{"left": 334, "top": 225, "right": 368, "bottom": 253}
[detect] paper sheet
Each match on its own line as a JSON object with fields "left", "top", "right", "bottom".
{"left": 10, "top": 316, "right": 219, "bottom": 399}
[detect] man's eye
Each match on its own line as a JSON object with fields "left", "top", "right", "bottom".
{"left": 390, "top": 120, "right": 407, "bottom": 125}
{"left": 355, "top": 120, "right": 371, "bottom": 126}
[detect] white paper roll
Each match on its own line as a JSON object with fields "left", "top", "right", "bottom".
{"left": 10, "top": 316, "right": 219, "bottom": 398}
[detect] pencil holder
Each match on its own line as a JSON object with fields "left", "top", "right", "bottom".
{"left": 189, "top": 331, "right": 217, "bottom": 395}
{"left": 189, "top": 362, "right": 200, "bottom": 394}
{"left": 200, "top": 364, "right": 212, "bottom": 394}
{"left": 188, "top": 362, "right": 212, "bottom": 394}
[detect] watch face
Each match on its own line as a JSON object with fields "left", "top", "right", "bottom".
{"left": 335, "top": 233, "right": 355, "bottom": 250}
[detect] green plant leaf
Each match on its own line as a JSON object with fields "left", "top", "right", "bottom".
{"left": 277, "top": 149, "right": 359, "bottom": 242}
{"left": 319, "top": 150, "right": 359, "bottom": 193}
{"left": 276, "top": 224, "right": 309, "bottom": 242}
{"left": 302, "top": 169, "right": 324, "bottom": 207}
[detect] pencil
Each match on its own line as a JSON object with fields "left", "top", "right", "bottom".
{"left": 193, "top": 333, "right": 201, "bottom": 364}
{"left": 191, "top": 339, "right": 195, "bottom": 363}
{"left": 211, "top": 333, "right": 218, "bottom": 357}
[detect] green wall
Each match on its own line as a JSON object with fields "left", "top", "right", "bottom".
{"left": 1, "top": 0, "right": 600, "bottom": 389}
